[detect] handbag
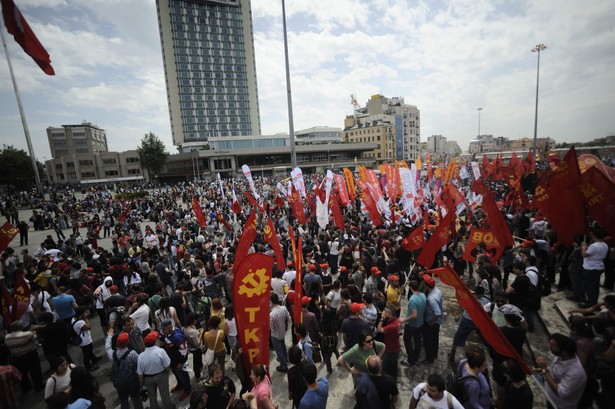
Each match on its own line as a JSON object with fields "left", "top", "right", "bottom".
{"left": 203, "top": 330, "right": 221, "bottom": 366}
{"left": 311, "top": 342, "right": 322, "bottom": 363}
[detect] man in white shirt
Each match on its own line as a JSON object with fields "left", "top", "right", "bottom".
{"left": 409, "top": 374, "right": 464, "bottom": 409}
{"left": 282, "top": 262, "right": 296, "bottom": 286}
{"left": 581, "top": 227, "right": 609, "bottom": 307}
{"left": 138, "top": 331, "right": 173, "bottom": 409}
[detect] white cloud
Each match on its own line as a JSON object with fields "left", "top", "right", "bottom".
{"left": 1, "top": 0, "right": 614, "bottom": 164}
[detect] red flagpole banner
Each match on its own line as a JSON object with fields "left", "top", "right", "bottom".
{"left": 357, "top": 180, "right": 382, "bottom": 227}
{"left": 288, "top": 228, "right": 303, "bottom": 324}
{"left": 343, "top": 168, "right": 357, "bottom": 201}
{"left": 233, "top": 253, "right": 274, "bottom": 372}
{"left": 1, "top": 0, "right": 55, "bottom": 75}
{"left": 192, "top": 197, "right": 207, "bottom": 228}
{"left": 462, "top": 228, "right": 504, "bottom": 263}
{"left": 580, "top": 166, "right": 615, "bottom": 236}
{"left": 215, "top": 212, "right": 232, "bottom": 232}
{"left": 416, "top": 211, "right": 454, "bottom": 268}
{"left": 12, "top": 270, "right": 30, "bottom": 321}
{"left": 471, "top": 179, "right": 514, "bottom": 248}
{"left": 0, "top": 222, "right": 18, "bottom": 254}
{"left": 117, "top": 203, "right": 132, "bottom": 223}
{"left": 329, "top": 194, "right": 345, "bottom": 231}
{"left": 263, "top": 217, "right": 285, "bottom": 272}
{"left": 401, "top": 225, "right": 424, "bottom": 251}
{"left": 289, "top": 186, "right": 306, "bottom": 225}
{"left": 429, "top": 264, "right": 532, "bottom": 375}
{"left": 233, "top": 211, "right": 258, "bottom": 274}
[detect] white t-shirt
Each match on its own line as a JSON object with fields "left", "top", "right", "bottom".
{"left": 326, "top": 290, "right": 341, "bottom": 309}
{"left": 282, "top": 270, "right": 296, "bottom": 285}
{"left": 227, "top": 318, "right": 237, "bottom": 337}
{"left": 583, "top": 242, "right": 609, "bottom": 270}
{"left": 71, "top": 318, "right": 93, "bottom": 347}
{"left": 525, "top": 266, "right": 539, "bottom": 287}
{"left": 412, "top": 383, "right": 464, "bottom": 409}
{"left": 130, "top": 304, "right": 151, "bottom": 332}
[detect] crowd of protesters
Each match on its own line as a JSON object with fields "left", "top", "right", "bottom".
{"left": 0, "top": 160, "right": 614, "bottom": 409}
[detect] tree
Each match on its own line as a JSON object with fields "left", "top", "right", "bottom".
{"left": 137, "top": 132, "right": 169, "bottom": 180}
{"left": 0, "top": 145, "right": 45, "bottom": 192}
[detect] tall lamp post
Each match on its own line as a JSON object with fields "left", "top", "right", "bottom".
{"left": 477, "top": 107, "right": 483, "bottom": 138}
{"left": 281, "top": 0, "right": 297, "bottom": 168}
{"left": 531, "top": 43, "right": 547, "bottom": 158}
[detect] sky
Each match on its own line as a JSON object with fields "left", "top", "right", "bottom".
{"left": 1, "top": 0, "right": 614, "bottom": 162}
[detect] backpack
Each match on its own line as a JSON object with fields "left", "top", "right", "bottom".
{"left": 445, "top": 360, "right": 480, "bottom": 405}
{"left": 417, "top": 387, "right": 454, "bottom": 409}
{"left": 69, "top": 319, "right": 84, "bottom": 346}
{"left": 107, "top": 306, "right": 126, "bottom": 331}
{"left": 111, "top": 350, "right": 137, "bottom": 386}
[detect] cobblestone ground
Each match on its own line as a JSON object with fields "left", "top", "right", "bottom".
{"left": 11, "top": 203, "right": 554, "bottom": 409}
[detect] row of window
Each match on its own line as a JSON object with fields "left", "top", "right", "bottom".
{"left": 183, "top": 123, "right": 251, "bottom": 132}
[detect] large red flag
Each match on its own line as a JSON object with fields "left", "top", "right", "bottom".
{"left": 532, "top": 173, "right": 550, "bottom": 216}
{"left": 579, "top": 166, "right": 615, "bottom": 236}
{"left": 233, "top": 211, "right": 258, "bottom": 273}
{"left": 233, "top": 253, "right": 274, "bottom": 372}
{"left": 401, "top": 226, "right": 424, "bottom": 251}
{"left": 191, "top": 197, "right": 206, "bottom": 228}
{"left": 416, "top": 211, "right": 455, "bottom": 268}
{"left": 0, "top": 222, "right": 18, "bottom": 254}
{"left": 1, "top": 0, "right": 54, "bottom": 75}
{"left": 329, "top": 194, "right": 345, "bottom": 231}
{"left": 215, "top": 212, "right": 232, "bottom": 232}
{"left": 545, "top": 147, "right": 585, "bottom": 245}
{"left": 509, "top": 152, "right": 524, "bottom": 178}
{"left": 357, "top": 180, "right": 382, "bottom": 226}
{"left": 472, "top": 179, "right": 514, "bottom": 248}
{"left": 289, "top": 186, "right": 306, "bottom": 225}
{"left": 429, "top": 264, "right": 531, "bottom": 375}
{"left": 439, "top": 183, "right": 465, "bottom": 214}
{"left": 12, "top": 270, "right": 30, "bottom": 321}
{"left": 263, "top": 217, "right": 285, "bottom": 272}
{"left": 462, "top": 228, "right": 504, "bottom": 263}
{"left": 334, "top": 174, "right": 350, "bottom": 206}
{"left": 245, "top": 191, "right": 265, "bottom": 213}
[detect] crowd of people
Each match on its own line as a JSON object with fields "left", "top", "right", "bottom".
{"left": 0, "top": 164, "right": 614, "bottom": 409}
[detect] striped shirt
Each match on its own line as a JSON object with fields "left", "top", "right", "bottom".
{"left": 5, "top": 330, "right": 38, "bottom": 356}
{"left": 270, "top": 305, "right": 290, "bottom": 340}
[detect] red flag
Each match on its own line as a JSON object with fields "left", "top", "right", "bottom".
{"left": 215, "top": 212, "right": 232, "bottom": 232}
{"left": 233, "top": 253, "right": 274, "bottom": 371}
{"left": 482, "top": 155, "right": 492, "bottom": 179}
{"left": 401, "top": 225, "right": 424, "bottom": 251}
{"left": 1, "top": 0, "right": 54, "bottom": 75}
{"left": 545, "top": 147, "right": 585, "bottom": 245}
{"left": 462, "top": 228, "right": 504, "bottom": 263}
{"left": 334, "top": 174, "right": 350, "bottom": 206}
{"left": 531, "top": 173, "right": 550, "bottom": 216}
{"left": 472, "top": 179, "right": 514, "bottom": 248}
{"left": 524, "top": 150, "right": 536, "bottom": 175}
{"left": 329, "top": 194, "right": 345, "bottom": 231}
{"left": 288, "top": 228, "right": 303, "bottom": 324}
{"left": 439, "top": 183, "right": 465, "bottom": 214}
{"left": 245, "top": 191, "right": 265, "bottom": 213}
{"left": 117, "top": 203, "right": 131, "bottom": 223}
{"left": 231, "top": 188, "right": 242, "bottom": 215}
{"left": 510, "top": 152, "right": 524, "bottom": 178}
{"left": 430, "top": 264, "right": 531, "bottom": 375}
{"left": 233, "top": 211, "right": 258, "bottom": 273}
{"left": 357, "top": 180, "right": 382, "bottom": 226}
{"left": 579, "top": 166, "right": 615, "bottom": 236}
{"left": 289, "top": 186, "right": 306, "bottom": 225}
{"left": 12, "top": 270, "right": 30, "bottom": 321}
{"left": 0, "top": 222, "right": 18, "bottom": 254}
{"left": 263, "top": 217, "right": 285, "bottom": 272}
{"left": 192, "top": 197, "right": 206, "bottom": 228}
{"left": 416, "top": 211, "right": 455, "bottom": 268}
{"left": 0, "top": 283, "right": 13, "bottom": 329}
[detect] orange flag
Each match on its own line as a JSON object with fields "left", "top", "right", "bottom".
{"left": 343, "top": 168, "right": 357, "bottom": 200}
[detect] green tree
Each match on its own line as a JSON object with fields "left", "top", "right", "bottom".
{"left": 0, "top": 145, "right": 45, "bottom": 192}
{"left": 137, "top": 132, "right": 169, "bottom": 180}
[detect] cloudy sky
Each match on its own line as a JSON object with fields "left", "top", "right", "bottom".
{"left": 1, "top": 0, "right": 614, "bottom": 161}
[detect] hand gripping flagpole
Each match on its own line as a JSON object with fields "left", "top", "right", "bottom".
{"left": 0, "top": 23, "right": 44, "bottom": 194}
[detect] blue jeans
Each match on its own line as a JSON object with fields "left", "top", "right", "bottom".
{"left": 403, "top": 325, "right": 422, "bottom": 363}
{"left": 271, "top": 336, "right": 288, "bottom": 370}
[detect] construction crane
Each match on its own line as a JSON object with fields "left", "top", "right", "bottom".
{"left": 350, "top": 93, "right": 361, "bottom": 111}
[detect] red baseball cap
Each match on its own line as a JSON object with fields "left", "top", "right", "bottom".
{"left": 350, "top": 302, "right": 365, "bottom": 314}
{"left": 301, "top": 296, "right": 312, "bottom": 306}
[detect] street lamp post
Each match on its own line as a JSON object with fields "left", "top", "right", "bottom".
{"left": 531, "top": 43, "right": 547, "bottom": 157}
{"left": 281, "top": 0, "right": 297, "bottom": 169}
{"left": 477, "top": 107, "right": 483, "bottom": 138}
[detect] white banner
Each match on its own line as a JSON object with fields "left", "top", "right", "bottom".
{"left": 276, "top": 182, "right": 288, "bottom": 197}
{"left": 471, "top": 161, "right": 481, "bottom": 180}
{"left": 399, "top": 167, "right": 416, "bottom": 218}
{"left": 459, "top": 165, "right": 470, "bottom": 180}
{"left": 316, "top": 197, "right": 329, "bottom": 229}
{"left": 241, "top": 164, "right": 260, "bottom": 199}
{"left": 291, "top": 167, "right": 307, "bottom": 198}
{"left": 324, "top": 170, "right": 334, "bottom": 207}
{"left": 217, "top": 173, "right": 225, "bottom": 197}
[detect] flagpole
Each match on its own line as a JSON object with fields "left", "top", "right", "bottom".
{"left": 281, "top": 0, "right": 297, "bottom": 169}
{"left": 0, "top": 26, "right": 43, "bottom": 195}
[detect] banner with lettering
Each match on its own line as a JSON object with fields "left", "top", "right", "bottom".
{"left": 462, "top": 228, "right": 504, "bottom": 263}
{"left": 242, "top": 164, "right": 260, "bottom": 199}
{"left": 233, "top": 253, "right": 274, "bottom": 371}
{"left": 291, "top": 167, "right": 307, "bottom": 199}
{"left": 0, "top": 222, "right": 18, "bottom": 254}
{"left": 334, "top": 174, "right": 350, "bottom": 206}
{"left": 12, "top": 270, "right": 31, "bottom": 321}
{"left": 343, "top": 168, "right": 357, "bottom": 201}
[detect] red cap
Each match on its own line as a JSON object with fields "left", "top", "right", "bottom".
{"left": 350, "top": 302, "right": 365, "bottom": 314}
{"left": 109, "top": 285, "right": 119, "bottom": 293}
{"left": 309, "top": 264, "right": 316, "bottom": 271}
{"left": 423, "top": 274, "right": 436, "bottom": 287}
{"left": 117, "top": 332, "right": 129, "bottom": 347}
{"left": 144, "top": 331, "right": 159, "bottom": 346}
{"left": 388, "top": 274, "right": 399, "bottom": 281}
{"left": 520, "top": 240, "right": 534, "bottom": 248}
{"left": 86, "top": 267, "right": 94, "bottom": 272}
{"left": 340, "top": 266, "right": 348, "bottom": 272}
{"left": 320, "top": 263, "right": 329, "bottom": 268}
{"left": 287, "top": 261, "right": 294, "bottom": 267}
{"left": 301, "top": 296, "right": 312, "bottom": 306}
{"left": 370, "top": 266, "right": 380, "bottom": 274}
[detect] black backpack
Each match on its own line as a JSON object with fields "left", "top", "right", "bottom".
{"left": 69, "top": 320, "right": 84, "bottom": 347}
{"left": 445, "top": 360, "right": 480, "bottom": 404}
{"left": 111, "top": 349, "right": 137, "bottom": 387}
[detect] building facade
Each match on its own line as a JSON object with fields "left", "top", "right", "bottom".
{"left": 295, "top": 126, "right": 342, "bottom": 144}
{"left": 45, "top": 150, "right": 143, "bottom": 185}
{"left": 47, "top": 122, "right": 109, "bottom": 159}
{"left": 426, "top": 135, "right": 447, "bottom": 156}
{"left": 343, "top": 94, "right": 420, "bottom": 162}
{"left": 156, "top": 0, "right": 261, "bottom": 148}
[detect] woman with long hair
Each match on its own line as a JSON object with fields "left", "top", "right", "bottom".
{"left": 155, "top": 296, "right": 180, "bottom": 330}
{"left": 44, "top": 356, "right": 74, "bottom": 399}
{"left": 202, "top": 316, "right": 226, "bottom": 372}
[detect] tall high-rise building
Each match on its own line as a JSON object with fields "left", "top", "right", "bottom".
{"left": 156, "top": 0, "right": 261, "bottom": 148}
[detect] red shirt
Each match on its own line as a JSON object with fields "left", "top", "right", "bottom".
{"left": 381, "top": 317, "right": 401, "bottom": 352}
